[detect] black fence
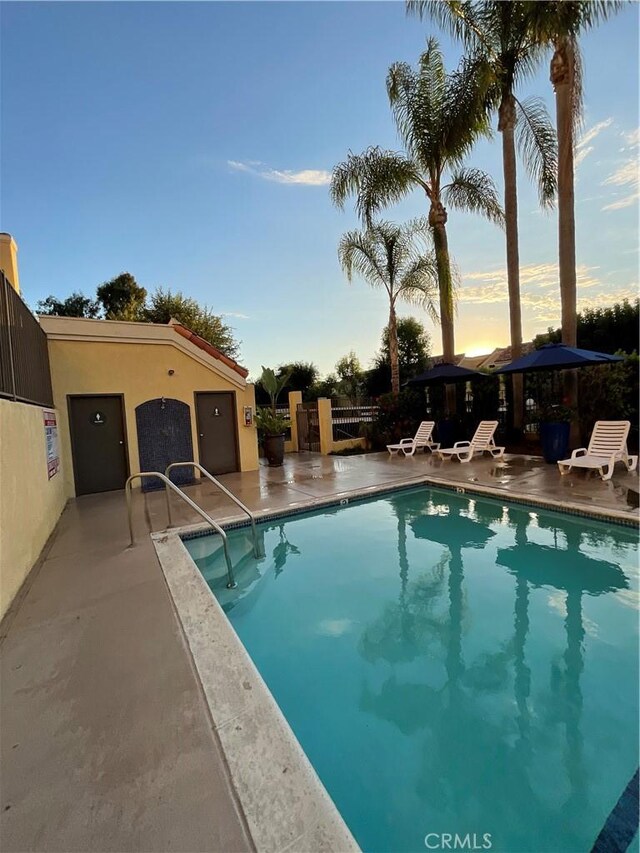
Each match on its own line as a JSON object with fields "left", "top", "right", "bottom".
{"left": 331, "top": 403, "right": 379, "bottom": 442}
{"left": 0, "top": 272, "right": 53, "bottom": 407}
{"left": 296, "top": 403, "right": 320, "bottom": 452}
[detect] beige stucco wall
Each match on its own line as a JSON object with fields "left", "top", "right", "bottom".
{"left": 0, "top": 233, "right": 20, "bottom": 293}
{"left": 0, "top": 400, "right": 67, "bottom": 618}
{"left": 47, "top": 339, "right": 259, "bottom": 496}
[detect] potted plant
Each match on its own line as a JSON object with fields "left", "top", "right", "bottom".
{"left": 255, "top": 366, "right": 292, "bottom": 467}
{"left": 539, "top": 403, "right": 574, "bottom": 463}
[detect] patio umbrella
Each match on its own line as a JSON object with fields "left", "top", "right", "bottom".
{"left": 407, "top": 362, "right": 483, "bottom": 386}
{"left": 494, "top": 343, "right": 623, "bottom": 374}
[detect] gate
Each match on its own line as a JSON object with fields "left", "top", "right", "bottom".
{"left": 296, "top": 402, "right": 320, "bottom": 452}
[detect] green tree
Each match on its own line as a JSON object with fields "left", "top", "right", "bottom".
{"left": 37, "top": 292, "right": 100, "bottom": 318}
{"left": 255, "top": 361, "right": 320, "bottom": 404}
{"left": 411, "top": 1, "right": 557, "bottom": 429}
{"left": 96, "top": 272, "right": 147, "bottom": 320}
{"left": 331, "top": 39, "right": 504, "bottom": 409}
{"left": 366, "top": 317, "right": 432, "bottom": 397}
{"left": 312, "top": 373, "right": 340, "bottom": 400}
{"left": 337, "top": 218, "right": 438, "bottom": 394}
{"left": 336, "top": 351, "right": 365, "bottom": 402}
{"left": 380, "top": 317, "right": 431, "bottom": 378}
{"left": 534, "top": 299, "right": 639, "bottom": 354}
{"left": 526, "top": 0, "right": 621, "bottom": 423}
{"left": 144, "top": 288, "right": 240, "bottom": 359}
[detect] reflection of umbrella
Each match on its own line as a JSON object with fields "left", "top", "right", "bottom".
{"left": 407, "top": 362, "right": 483, "bottom": 386}
{"left": 495, "top": 343, "right": 623, "bottom": 374}
{"left": 496, "top": 543, "right": 628, "bottom": 594}
{"left": 411, "top": 512, "right": 496, "bottom": 549}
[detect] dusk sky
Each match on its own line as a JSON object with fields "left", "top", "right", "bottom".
{"left": 1, "top": 1, "right": 638, "bottom": 378}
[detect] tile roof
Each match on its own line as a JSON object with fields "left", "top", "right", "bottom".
{"left": 171, "top": 322, "right": 249, "bottom": 378}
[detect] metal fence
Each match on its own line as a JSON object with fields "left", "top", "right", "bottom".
{"left": 296, "top": 402, "right": 320, "bottom": 451}
{"left": 331, "top": 403, "right": 379, "bottom": 442}
{"left": 0, "top": 271, "right": 53, "bottom": 407}
{"left": 275, "top": 406, "right": 292, "bottom": 441}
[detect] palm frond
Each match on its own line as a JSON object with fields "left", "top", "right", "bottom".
{"left": 330, "top": 147, "right": 422, "bottom": 227}
{"left": 442, "top": 167, "right": 504, "bottom": 226}
{"left": 338, "top": 228, "right": 390, "bottom": 293}
{"left": 515, "top": 96, "right": 557, "bottom": 207}
{"left": 396, "top": 254, "right": 440, "bottom": 323}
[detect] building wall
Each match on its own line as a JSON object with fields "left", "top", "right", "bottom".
{"left": 0, "top": 233, "right": 20, "bottom": 293}
{"left": 0, "top": 400, "right": 67, "bottom": 618}
{"left": 47, "top": 339, "right": 259, "bottom": 496}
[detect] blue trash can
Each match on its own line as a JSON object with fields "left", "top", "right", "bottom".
{"left": 540, "top": 422, "right": 570, "bottom": 463}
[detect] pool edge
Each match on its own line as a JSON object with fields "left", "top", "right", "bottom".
{"left": 151, "top": 529, "right": 361, "bottom": 853}
{"left": 178, "top": 474, "right": 639, "bottom": 543}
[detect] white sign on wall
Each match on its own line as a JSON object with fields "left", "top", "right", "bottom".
{"left": 43, "top": 410, "right": 60, "bottom": 479}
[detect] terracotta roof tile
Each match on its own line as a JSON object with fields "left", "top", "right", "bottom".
{"left": 172, "top": 323, "right": 248, "bottom": 378}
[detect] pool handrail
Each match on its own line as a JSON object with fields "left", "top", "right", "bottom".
{"left": 125, "top": 472, "right": 237, "bottom": 589}
{"left": 164, "top": 461, "right": 262, "bottom": 559}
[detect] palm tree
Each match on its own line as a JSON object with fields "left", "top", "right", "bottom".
{"left": 338, "top": 218, "right": 438, "bottom": 394}
{"left": 331, "top": 39, "right": 504, "bottom": 412}
{"left": 526, "top": 1, "right": 621, "bottom": 420}
{"left": 409, "top": 2, "right": 557, "bottom": 431}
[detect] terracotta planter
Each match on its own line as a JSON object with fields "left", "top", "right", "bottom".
{"left": 263, "top": 433, "right": 286, "bottom": 467}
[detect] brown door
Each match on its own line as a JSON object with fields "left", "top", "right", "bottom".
{"left": 195, "top": 392, "right": 238, "bottom": 474}
{"left": 69, "top": 395, "right": 128, "bottom": 495}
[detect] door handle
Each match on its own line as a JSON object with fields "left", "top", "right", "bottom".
{"left": 119, "top": 441, "right": 124, "bottom": 445}
{"left": 200, "top": 433, "right": 204, "bottom": 437}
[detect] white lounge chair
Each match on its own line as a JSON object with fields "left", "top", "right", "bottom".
{"left": 558, "top": 420, "right": 637, "bottom": 481}
{"left": 387, "top": 421, "right": 440, "bottom": 456}
{"left": 436, "top": 420, "right": 505, "bottom": 463}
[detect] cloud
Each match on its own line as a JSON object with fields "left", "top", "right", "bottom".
{"left": 460, "top": 262, "right": 636, "bottom": 326}
{"left": 221, "top": 311, "right": 250, "bottom": 320}
{"left": 228, "top": 159, "right": 331, "bottom": 186}
{"left": 317, "top": 618, "right": 354, "bottom": 637}
{"left": 601, "top": 127, "right": 639, "bottom": 211}
{"left": 575, "top": 118, "right": 613, "bottom": 167}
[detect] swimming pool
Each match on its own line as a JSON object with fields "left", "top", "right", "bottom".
{"left": 184, "top": 488, "right": 639, "bottom": 853}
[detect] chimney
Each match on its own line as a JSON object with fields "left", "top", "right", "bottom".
{"left": 0, "top": 233, "right": 20, "bottom": 294}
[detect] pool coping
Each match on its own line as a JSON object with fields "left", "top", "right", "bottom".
{"left": 152, "top": 474, "right": 638, "bottom": 853}
{"left": 152, "top": 529, "right": 360, "bottom": 853}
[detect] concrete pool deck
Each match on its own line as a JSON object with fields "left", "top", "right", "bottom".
{"left": 1, "top": 452, "right": 638, "bottom": 852}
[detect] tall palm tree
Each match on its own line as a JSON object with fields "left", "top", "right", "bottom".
{"left": 338, "top": 218, "right": 438, "bottom": 394}
{"left": 409, "top": 2, "right": 557, "bottom": 431}
{"left": 526, "top": 1, "right": 621, "bottom": 420}
{"left": 331, "top": 39, "right": 504, "bottom": 412}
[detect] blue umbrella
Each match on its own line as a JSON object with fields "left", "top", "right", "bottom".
{"left": 495, "top": 343, "right": 623, "bottom": 374}
{"left": 407, "top": 362, "right": 482, "bottom": 385}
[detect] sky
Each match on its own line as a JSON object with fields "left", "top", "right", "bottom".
{"left": 1, "top": 1, "right": 638, "bottom": 378}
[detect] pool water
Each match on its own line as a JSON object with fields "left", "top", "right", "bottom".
{"left": 185, "top": 489, "right": 639, "bottom": 853}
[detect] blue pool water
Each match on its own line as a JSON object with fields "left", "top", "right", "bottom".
{"left": 185, "top": 489, "right": 639, "bottom": 853}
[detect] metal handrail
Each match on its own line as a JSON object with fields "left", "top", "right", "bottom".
{"left": 164, "top": 461, "right": 261, "bottom": 559}
{"left": 125, "top": 472, "right": 237, "bottom": 589}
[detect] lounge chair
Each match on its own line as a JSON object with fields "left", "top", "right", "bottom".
{"left": 558, "top": 420, "right": 637, "bottom": 481}
{"left": 436, "top": 420, "right": 505, "bottom": 463}
{"left": 387, "top": 421, "right": 440, "bottom": 456}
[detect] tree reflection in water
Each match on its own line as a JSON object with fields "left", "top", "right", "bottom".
{"left": 357, "top": 494, "right": 630, "bottom": 848}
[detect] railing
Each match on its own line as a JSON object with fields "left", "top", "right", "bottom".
{"left": 0, "top": 271, "right": 53, "bottom": 406}
{"left": 164, "top": 461, "right": 262, "bottom": 558}
{"left": 331, "top": 404, "right": 378, "bottom": 442}
{"left": 125, "top": 472, "right": 237, "bottom": 588}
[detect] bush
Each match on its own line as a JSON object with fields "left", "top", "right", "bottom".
{"left": 578, "top": 353, "right": 639, "bottom": 450}
{"left": 364, "top": 390, "right": 425, "bottom": 449}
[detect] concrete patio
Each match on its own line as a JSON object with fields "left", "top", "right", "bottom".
{"left": 1, "top": 452, "right": 638, "bottom": 852}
